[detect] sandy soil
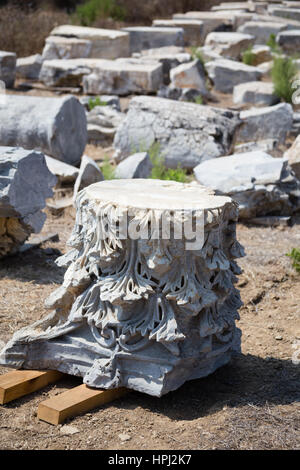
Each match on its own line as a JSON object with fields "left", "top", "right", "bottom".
{"left": 0, "top": 207, "right": 299, "bottom": 450}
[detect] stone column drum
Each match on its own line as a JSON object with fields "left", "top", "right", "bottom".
{"left": 0, "top": 180, "right": 245, "bottom": 397}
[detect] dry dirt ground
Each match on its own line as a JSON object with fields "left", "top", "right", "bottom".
{"left": 0, "top": 207, "right": 299, "bottom": 450}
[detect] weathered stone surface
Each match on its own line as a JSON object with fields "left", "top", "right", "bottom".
{"left": 152, "top": 19, "right": 204, "bottom": 46}
{"left": 39, "top": 59, "right": 93, "bottom": 87}
{"left": 173, "top": 11, "right": 234, "bottom": 37}
{"left": 115, "top": 152, "right": 152, "bottom": 179}
{"left": 42, "top": 36, "right": 92, "bottom": 61}
{"left": 45, "top": 155, "right": 79, "bottom": 184}
{"left": 234, "top": 139, "right": 278, "bottom": 154}
{"left": 276, "top": 29, "right": 300, "bottom": 53}
{"left": 0, "top": 179, "right": 244, "bottom": 397}
{"left": 0, "top": 147, "right": 57, "bottom": 257}
{"left": 122, "top": 26, "right": 184, "bottom": 53}
{"left": 257, "top": 60, "right": 273, "bottom": 77}
{"left": 73, "top": 155, "right": 104, "bottom": 199}
{"left": 206, "top": 59, "right": 262, "bottom": 93}
{"left": 48, "top": 25, "right": 130, "bottom": 59}
{"left": 0, "top": 94, "right": 87, "bottom": 165}
{"left": 194, "top": 151, "right": 300, "bottom": 218}
{"left": 284, "top": 135, "right": 300, "bottom": 180}
{"left": 238, "top": 103, "right": 293, "bottom": 143}
{"left": 157, "top": 84, "right": 208, "bottom": 103}
{"left": 113, "top": 96, "right": 240, "bottom": 170}
{"left": 204, "top": 32, "right": 255, "bottom": 59}
{"left": 238, "top": 21, "right": 286, "bottom": 43}
{"left": 0, "top": 51, "right": 16, "bottom": 88}
{"left": 195, "top": 46, "right": 223, "bottom": 61}
{"left": 251, "top": 45, "right": 272, "bottom": 65}
{"left": 233, "top": 81, "right": 279, "bottom": 106}
{"left": 269, "top": 6, "right": 300, "bottom": 21}
{"left": 170, "top": 60, "right": 208, "bottom": 96}
{"left": 83, "top": 59, "right": 163, "bottom": 95}
{"left": 87, "top": 105, "right": 125, "bottom": 143}
{"left": 16, "top": 54, "right": 42, "bottom": 80}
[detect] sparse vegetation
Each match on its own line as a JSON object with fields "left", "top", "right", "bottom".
{"left": 100, "top": 155, "right": 116, "bottom": 180}
{"left": 271, "top": 55, "right": 297, "bottom": 103}
{"left": 75, "top": 0, "right": 125, "bottom": 26}
{"left": 242, "top": 46, "right": 255, "bottom": 66}
{"left": 88, "top": 96, "right": 108, "bottom": 110}
{"left": 190, "top": 46, "right": 206, "bottom": 66}
{"left": 286, "top": 248, "right": 300, "bottom": 273}
{"left": 193, "top": 95, "right": 204, "bottom": 105}
{"left": 267, "top": 33, "right": 282, "bottom": 54}
{"left": 149, "top": 142, "right": 188, "bottom": 182}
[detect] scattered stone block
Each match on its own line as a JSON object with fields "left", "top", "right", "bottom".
{"left": 170, "top": 60, "right": 208, "bottom": 97}
{"left": 204, "top": 32, "right": 255, "bottom": 59}
{"left": 87, "top": 105, "right": 125, "bottom": 143}
{"left": 45, "top": 156, "right": 79, "bottom": 184}
{"left": 16, "top": 54, "right": 43, "bottom": 80}
{"left": 73, "top": 155, "right": 104, "bottom": 200}
{"left": 39, "top": 59, "right": 93, "bottom": 87}
{"left": 235, "top": 139, "right": 278, "bottom": 154}
{"left": 122, "top": 26, "right": 184, "bottom": 53}
{"left": 0, "top": 94, "right": 87, "bottom": 165}
{"left": 206, "top": 58, "right": 262, "bottom": 93}
{"left": 42, "top": 36, "right": 92, "bottom": 61}
{"left": 115, "top": 152, "right": 152, "bottom": 179}
{"left": 233, "top": 81, "right": 279, "bottom": 106}
{"left": 284, "top": 135, "right": 300, "bottom": 180}
{"left": 0, "top": 179, "right": 244, "bottom": 397}
{"left": 276, "top": 29, "right": 300, "bottom": 53}
{"left": 152, "top": 19, "right": 204, "bottom": 46}
{"left": 0, "top": 51, "right": 16, "bottom": 88}
{"left": 251, "top": 45, "right": 272, "bottom": 65}
{"left": 113, "top": 96, "right": 240, "bottom": 170}
{"left": 194, "top": 151, "right": 300, "bottom": 218}
{"left": 238, "top": 103, "right": 293, "bottom": 143}
{"left": 173, "top": 11, "right": 234, "bottom": 37}
{"left": 238, "top": 21, "right": 286, "bottom": 44}
{"left": 0, "top": 147, "right": 57, "bottom": 257}
{"left": 269, "top": 6, "right": 300, "bottom": 21}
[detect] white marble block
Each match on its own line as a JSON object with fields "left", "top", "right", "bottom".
{"left": 152, "top": 19, "right": 204, "bottom": 46}
{"left": 122, "top": 27, "right": 184, "bottom": 53}
{"left": 0, "top": 179, "right": 244, "bottom": 396}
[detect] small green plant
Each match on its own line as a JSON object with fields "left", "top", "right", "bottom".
{"left": 100, "top": 155, "right": 116, "bottom": 180}
{"left": 148, "top": 142, "right": 188, "bottom": 183}
{"left": 190, "top": 46, "right": 205, "bottom": 66}
{"left": 286, "top": 248, "right": 300, "bottom": 273}
{"left": 193, "top": 95, "right": 203, "bottom": 105}
{"left": 267, "top": 33, "right": 282, "bottom": 54}
{"left": 88, "top": 96, "right": 108, "bottom": 110}
{"left": 242, "top": 46, "right": 256, "bottom": 66}
{"left": 75, "top": 0, "right": 125, "bottom": 26}
{"left": 271, "top": 55, "right": 297, "bottom": 103}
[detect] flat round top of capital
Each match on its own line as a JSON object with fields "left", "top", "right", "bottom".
{"left": 85, "top": 179, "right": 233, "bottom": 211}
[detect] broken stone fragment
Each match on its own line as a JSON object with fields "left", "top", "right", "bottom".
{"left": 0, "top": 147, "right": 57, "bottom": 257}
{"left": 115, "top": 152, "right": 152, "bottom": 179}
{"left": 0, "top": 51, "right": 16, "bottom": 88}
{"left": 73, "top": 155, "right": 104, "bottom": 200}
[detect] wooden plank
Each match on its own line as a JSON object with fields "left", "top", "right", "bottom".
{"left": 38, "top": 384, "right": 128, "bottom": 425}
{"left": 0, "top": 370, "right": 63, "bottom": 405}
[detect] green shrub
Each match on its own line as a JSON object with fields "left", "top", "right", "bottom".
{"left": 100, "top": 155, "right": 116, "bottom": 180}
{"left": 149, "top": 143, "right": 188, "bottom": 183}
{"left": 88, "top": 96, "right": 108, "bottom": 110}
{"left": 75, "top": 0, "right": 125, "bottom": 26}
{"left": 267, "top": 33, "right": 281, "bottom": 54}
{"left": 286, "top": 248, "right": 300, "bottom": 273}
{"left": 190, "top": 46, "right": 205, "bottom": 66}
{"left": 242, "top": 46, "right": 255, "bottom": 66}
{"left": 271, "top": 55, "right": 297, "bottom": 103}
{"left": 193, "top": 95, "right": 203, "bottom": 105}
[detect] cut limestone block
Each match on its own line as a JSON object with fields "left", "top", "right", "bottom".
{"left": 39, "top": 59, "right": 93, "bottom": 87}
{"left": 45, "top": 155, "right": 79, "bottom": 185}
{"left": 269, "top": 6, "right": 300, "bottom": 21}
{"left": 113, "top": 96, "right": 240, "bottom": 170}
{"left": 206, "top": 59, "right": 262, "bottom": 93}
{"left": 284, "top": 135, "right": 300, "bottom": 180}
{"left": 16, "top": 54, "right": 43, "bottom": 80}
{"left": 238, "top": 103, "right": 293, "bottom": 143}
{"left": 0, "top": 147, "right": 57, "bottom": 257}
{"left": 152, "top": 19, "right": 204, "bottom": 46}
{"left": 0, "top": 179, "right": 244, "bottom": 397}
{"left": 276, "top": 29, "right": 300, "bottom": 53}
{"left": 73, "top": 155, "right": 104, "bottom": 200}
{"left": 251, "top": 45, "right": 272, "bottom": 65}
{"left": 83, "top": 60, "right": 163, "bottom": 95}
{"left": 204, "top": 32, "right": 255, "bottom": 59}
{"left": 0, "top": 51, "right": 16, "bottom": 88}
{"left": 0, "top": 94, "right": 87, "bottom": 165}
{"left": 42, "top": 36, "right": 92, "bottom": 61}
{"left": 115, "top": 152, "right": 152, "bottom": 179}
{"left": 122, "top": 27, "right": 184, "bottom": 53}
{"left": 170, "top": 60, "right": 208, "bottom": 96}
{"left": 173, "top": 11, "right": 235, "bottom": 37}
{"left": 238, "top": 21, "right": 286, "bottom": 43}
{"left": 233, "top": 81, "right": 279, "bottom": 106}
{"left": 87, "top": 105, "right": 125, "bottom": 143}
{"left": 194, "top": 151, "right": 300, "bottom": 218}
{"left": 48, "top": 25, "right": 130, "bottom": 59}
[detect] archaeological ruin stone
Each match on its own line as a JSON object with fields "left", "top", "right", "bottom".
{"left": 238, "top": 103, "right": 293, "bottom": 143}
{"left": 206, "top": 59, "right": 262, "bottom": 93}
{"left": 0, "top": 147, "right": 57, "bottom": 257}
{"left": 122, "top": 27, "right": 184, "bottom": 53}
{"left": 0, "top": 51, "right": 16, "bottom": 88}
{"left": 276, "top": 29, "right": 300, "bottom": 53}
{"left": 173, "top": 11, "right": 234, "bottom": 37}
{"left": 284, "top": 135, "right": 300, "bottom": 180}
{"left": 0, "top": 94, "right": 87, "bottom": 165}
{"left": 115, "top": 152, "right": 152, "bottom": 179}
{"left": 83, "top": 59, "right": 163, "bottom": 95}
{"left": 47, "top": 25, "right": 130, "bottom": 59}
{"left": 237, "top": 21, "right": 286, "bottom": 44}
{"left": 233, "top": 81, "right": 279, "bottom": 106}
{"left": 113, "top": 96, "right": 240, "bottom": 170}
{"left": 170, "top": 60, "right": 208, "bottom": 97}
{"left": 194, "top": 151, "right": 300, "bottom": 219}
{"left": 42, "top": 36, "right": 92, "bottom": 61}
{"left": 45, "top": 156, "right": 79, "bottom": 185}
{"left": 87, "top": 104, "right": 125, "bottom": 143}
{"left": 39, "top": 59, "right": 93, "bottom": 87}
{"left": 16, "top": 54, "right": 43, "bottom": 80}
{"left": 0, "top": 179, "right": 244, "bottom": 396}
{"left": 204, "top": 32, "right": 255, "bottom": 60}
{"left": 152, "top": 19, "right": 204, "bottom": 46}
{"left": 73, "top": 155, "right": 104, "bottom": 200}
{"left": 251, "top": 45, "right": 272, "bottom": 66}
{"left": 269, "top": 6, "right": 300, "bottom": 21}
